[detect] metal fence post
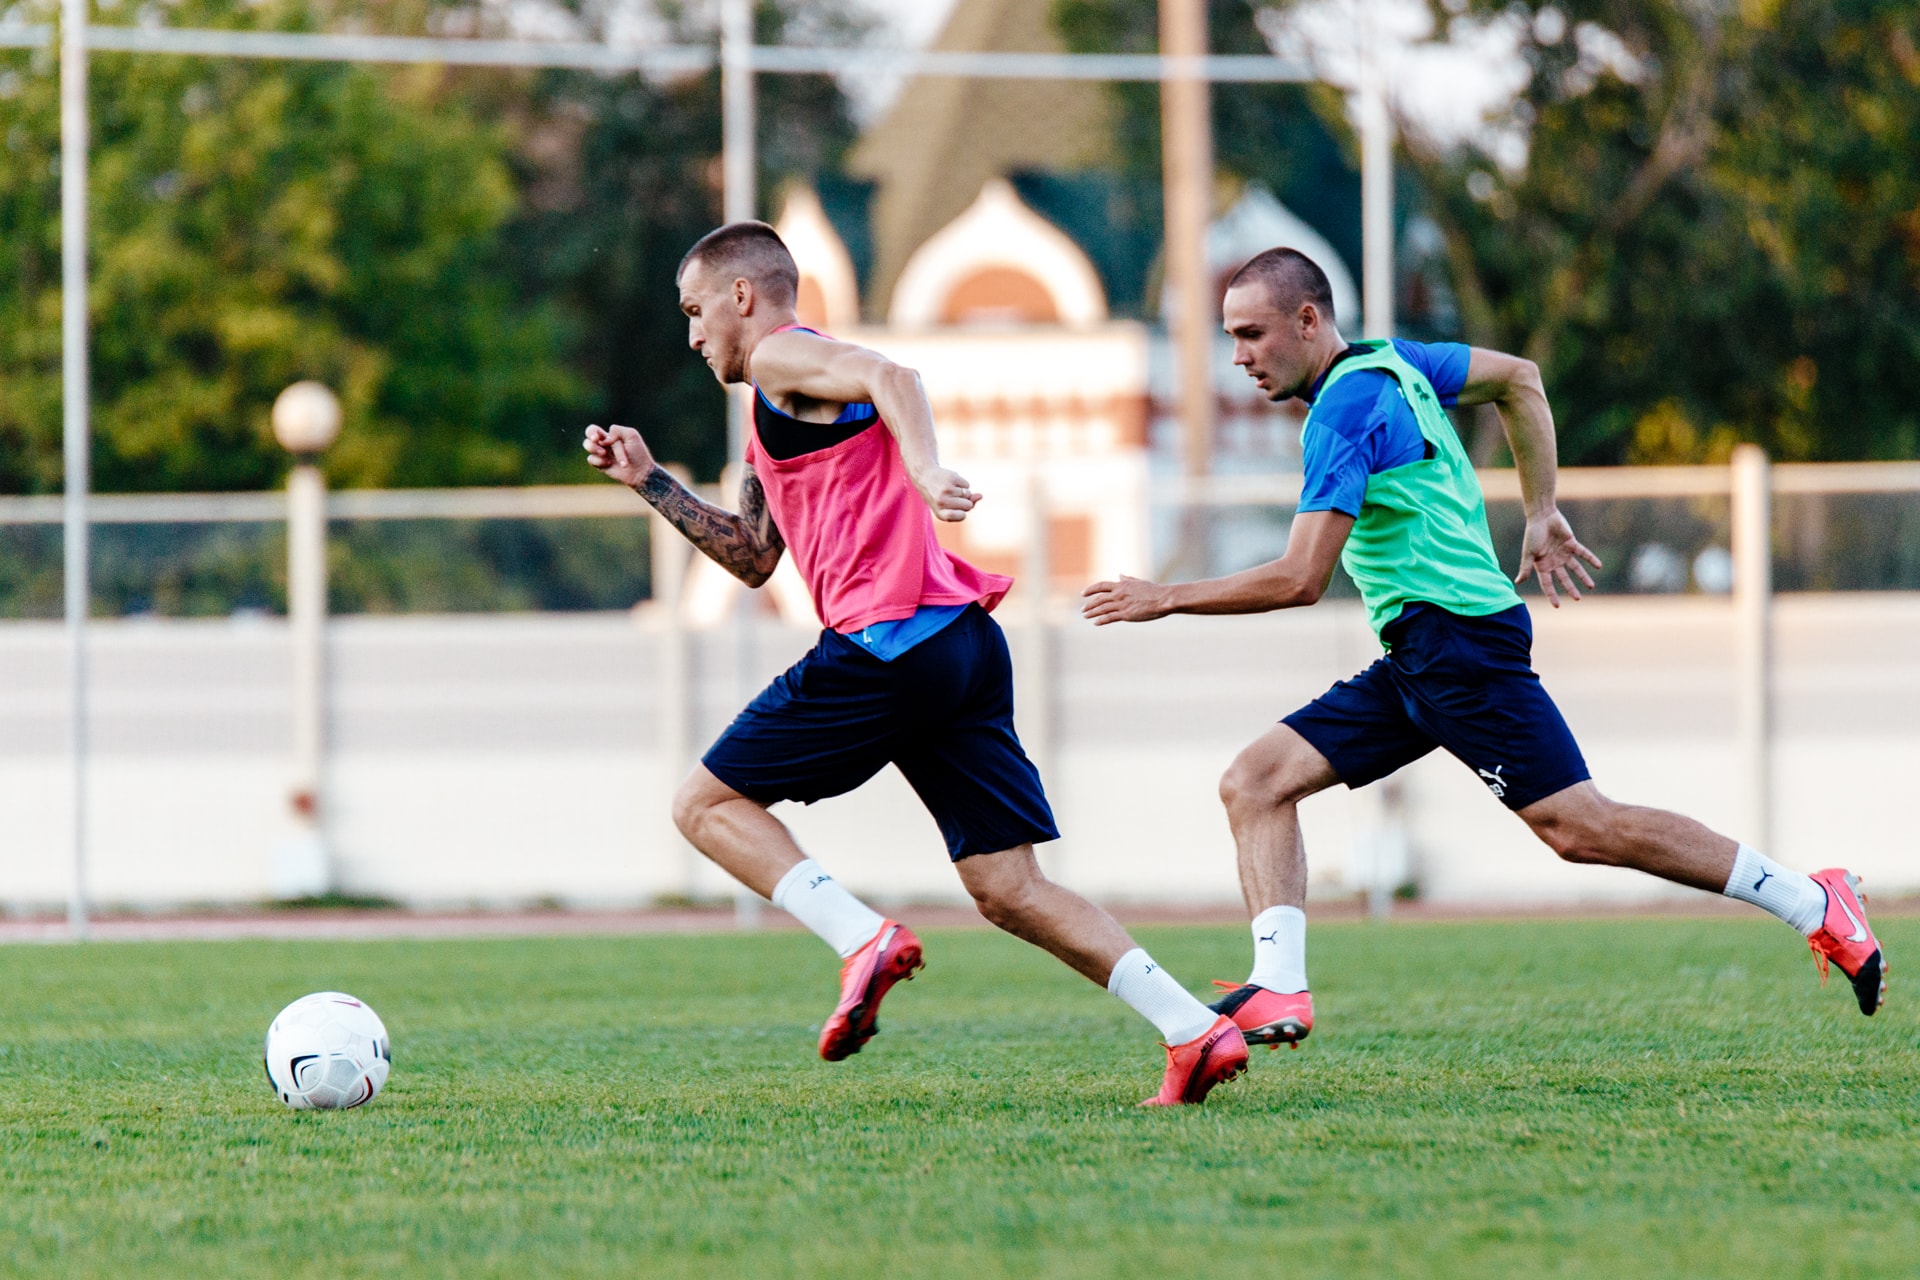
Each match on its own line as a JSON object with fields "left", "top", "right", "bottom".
{"left": 649, "top": 499, "right": 696, "bottom": 900}
{"left": 272, "top": 382, "right": 342, "bottom": 898}
{"left": 1021, "top": 469, "right": 1054, "bottom": 801}
{"left": 60, "top": 0, "right": 90, "bottom": 939}
{"left": 1731, "top": 444, "right": 1772, "bottom": 852}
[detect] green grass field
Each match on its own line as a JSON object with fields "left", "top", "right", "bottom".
{"left": 3, "top": 917, "right": 1916, "bottom": 1278}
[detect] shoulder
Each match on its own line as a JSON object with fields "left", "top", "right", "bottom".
{"left": 749, "top": 326, "right": 836, "bottom": 377}
{"left": 1309, "top": 368, "right": 1399, "bottom": 442}
{"left": 1389, "top": 338, "right": 1470, "bottom": 400}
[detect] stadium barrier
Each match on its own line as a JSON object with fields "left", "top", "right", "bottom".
{"left": 2, "top": 456, "right": 1919, "bottom": 915}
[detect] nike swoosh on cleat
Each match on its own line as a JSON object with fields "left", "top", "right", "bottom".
{"left": 1836, "top": 896, "right": 1869, "bottom": 944}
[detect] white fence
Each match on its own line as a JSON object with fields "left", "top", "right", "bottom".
{"left": 4, "top": 458, "right": 1920, "bottom": 915}
{"left": 2, "top": 596, "right": 1919, "bottom": 913}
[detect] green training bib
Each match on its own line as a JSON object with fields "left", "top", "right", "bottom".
{"left": 1307, "top": 341, "right": 1522, "bottom": 638}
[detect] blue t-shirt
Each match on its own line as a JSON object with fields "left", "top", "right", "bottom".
{"left": 1297, "top": 339, "right": 1471, "bottom": 518}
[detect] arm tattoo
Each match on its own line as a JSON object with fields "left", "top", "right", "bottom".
{"left": 637, "top": 464, "right": 784, "bottom": 587}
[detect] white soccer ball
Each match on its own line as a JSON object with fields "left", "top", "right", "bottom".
{"left": 263, "top": 991, "right": 391, "bottom": 1111}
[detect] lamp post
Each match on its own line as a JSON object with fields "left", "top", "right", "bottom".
{"left": 270, "top": 381, "right": 342, "bottom": 899}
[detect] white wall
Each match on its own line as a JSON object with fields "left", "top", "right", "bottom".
{"left": 3, "top": 596, "right": 1917, "bottom": 912}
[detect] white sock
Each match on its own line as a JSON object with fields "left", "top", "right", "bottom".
{"left": 1723, "top": 844, "right": 1825, "bottom": 936}
{"left": 1106, "top": 948, "right": 1218, "bottom": 1044}
{"left": 771, "top": 859, "right": 886, "bottom": 958}
{"left": 1246, "top": 905, "right": 1309, "bottom": 993}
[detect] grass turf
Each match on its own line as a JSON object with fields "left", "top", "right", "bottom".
{"left": 2, "top": 917, "right": 1916, "bottom": 1278}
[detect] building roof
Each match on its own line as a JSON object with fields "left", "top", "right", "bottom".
{"left": 848, "top": 0, "right": 1115, "bottom": 316}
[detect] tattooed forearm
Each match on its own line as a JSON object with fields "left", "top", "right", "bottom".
{"left": 637, "top": 464, "right": 784, "bottom": 587}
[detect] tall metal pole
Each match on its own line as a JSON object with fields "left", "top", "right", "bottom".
{"left": 719, "top": 0, "right": 760, "bottom": 929}
{"left": 1160, "top": 0, "right": 1215, "bottom": 575}
{"left": 720, "top": 0, "right": 755, "bottom": 468}
{"left": 1358, "top": 56, "right": 1393, "bottom": 337}
{"left": 60, "top": 0, "right": 90, "bottom": 940}
{"left": 1731, "top": 444, "right": 1772, "bottom": 852}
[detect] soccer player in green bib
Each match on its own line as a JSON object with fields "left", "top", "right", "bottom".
{"left": 1082, "top": 248, "right": 1887, "bottom": 1054}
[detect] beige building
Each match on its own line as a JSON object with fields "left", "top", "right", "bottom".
{"left": 777, "top": 179, "right": 1151, "bottom": 600}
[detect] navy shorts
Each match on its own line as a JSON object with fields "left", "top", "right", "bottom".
{"left": 1283, "top": 603, "right": 1590, "bottom": 811}
{"left": 701, "top": 604, "right": 1059, "bottom": 860}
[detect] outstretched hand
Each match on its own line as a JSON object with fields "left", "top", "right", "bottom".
{"left": 913, "top": 465, "right": 982, "bottom": 522}
{"left": 1516, "top": 510, "right": 1602, "bottom": 607}
{"left": 583, "top": 424, "right": 656, "bottom": 489}
{"left": 1081, "top": 575, "right": 1174, "bottom": 626}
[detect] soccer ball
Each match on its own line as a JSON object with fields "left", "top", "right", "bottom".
{"left": 263, "top": 991, "right": 391, "bottom": 1110}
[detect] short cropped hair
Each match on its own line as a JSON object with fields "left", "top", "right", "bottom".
{"left": 1226, "top": 247, "right": 1336, "bottom": 324}
{"left": 679, "top": 221, "right": 800, "bottom": 306}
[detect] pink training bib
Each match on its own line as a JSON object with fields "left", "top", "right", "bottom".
{"left": 746, "top": 382, "right": 1010, "bottom": 633}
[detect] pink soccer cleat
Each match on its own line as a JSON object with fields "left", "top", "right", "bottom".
{"left": 1140, "top": 1014, "right": 1250, "bottom": 1107}
{"left": 818, "top": 920, "right": 924, "bottom": 1061}
{"left": 1807, "top": 869, "right": 1886, "bottom": 1016}
{"left": 1209, "top": 980, "right": 1314, "bottom": 1050}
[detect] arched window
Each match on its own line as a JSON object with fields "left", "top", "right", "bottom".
{"left": 891, "top": 179, "right": 1106, "bottom": 330}
{"left": 938, "top": 267, "right": 1060, "bottom": 326}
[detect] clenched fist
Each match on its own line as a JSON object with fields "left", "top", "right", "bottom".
{"left": 584, "top": 424, "right": 657, "bottom": 489}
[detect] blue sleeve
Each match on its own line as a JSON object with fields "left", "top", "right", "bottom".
{"left": 1298, "top": 424, "right": 1370, "bottom": 518}
{"left": 1299, "top": 377, "right": 1391, "bottom": 517}
{"left": 1391, "top": 338, "right": 1471, "bottom": 408}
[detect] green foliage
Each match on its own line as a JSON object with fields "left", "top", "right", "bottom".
{"left": 1415, "top": 0, "right": 1920, "bottom": 463}
{"left": 2, "top": 920, "right": 1918, "bottom": 1276}
{"left": 0, "top": 0, "right": 867, "bottom": 499}
{"left": 1054, "top": 0, "right": 1920, "bottom": 464}
{"left": 501, "top": 2, "right": 867, "bottom": 482}
{"left": 1051, "top": 0, "right": 1363, "bottom": 313}
{"left": 0, "top": 0, "right": 586, "bottom": 495}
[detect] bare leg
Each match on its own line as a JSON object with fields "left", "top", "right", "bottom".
{"left": 955, "top": 846, "right": 1137, "bottom": 985}
{"left": 1519, "top": 780, "right": 1737, "bottom": 892}
{"left": 671, "top": 765, "right": 807, "bottom": 898}
{"left": 1218, "top": 723, "right": 1343, "bottom": 914}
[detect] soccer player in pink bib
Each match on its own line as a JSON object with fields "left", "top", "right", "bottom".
{"left": 584, "top": 221, "right": 1246, "bottom": 1105}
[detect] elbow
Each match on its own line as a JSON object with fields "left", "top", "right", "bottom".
{"left": 1280, "top": 577, "right": 1326, "bottom": 609}
{"left": 1511, "top": 358, "right": 1546, "bottom": 402}
{"left": 877, "top": 361, "right": 924, "bottom": 405}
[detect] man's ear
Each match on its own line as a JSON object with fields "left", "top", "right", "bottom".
{"left": 1298, "top": 302, "right": 1320, "bottom": 338}
{"left": 733, "top": 277, "right": 755, "bottom": 316}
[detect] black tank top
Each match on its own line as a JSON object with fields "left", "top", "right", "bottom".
{"left": 752, "top": 388, "right": 879, "bottom": 462}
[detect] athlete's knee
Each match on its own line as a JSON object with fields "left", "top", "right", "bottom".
{"left": 1525, "top": 790, "right": 1623, "bottom": 865}
{"left": 1220, "top": 747, "right": 1313, "bottom": 817}
{"left": 961, "top": 850, "right": 1048, "bottom": 930}
{"left": 670, "top": 771, "right": 731, "bottom": 846}
{"left": 969, "top": 881, "right": 1029, "bottom": 931}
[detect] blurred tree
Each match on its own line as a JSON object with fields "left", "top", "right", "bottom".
{"left": 1404, "top": 0, "right": 1920, "bottom": 464}
{"left": 0, "top": 0, "right": 866, "bottom": 495}
{"left": 0, "top": 0, "right": 584, "bottom": 494}
{"left": 501, "top": 0, "right": 869, "bottom": 481}
{"left": 1051, "top": 0, "right": 1364, "bottom": 316}
{"left": 1055, "top": 0, "right": 1920, "bottom": 465}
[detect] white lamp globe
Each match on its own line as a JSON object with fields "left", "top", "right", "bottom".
{"left": 271, "top": 381, "right": 343, "bottom": 455}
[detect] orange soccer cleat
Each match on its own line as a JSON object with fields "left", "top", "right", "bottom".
{"left": 1140, "top": 1014, "right": 1250, "bottom": 1107}
{"left": 1208, "top": 981, "right": 1314, "bottom": 1050}
{"left": 818, "top": 920, "right": 924, "bottom": 1061}
{"left": 1806, "top": 869, "right": 1887, "bottom": 1016}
